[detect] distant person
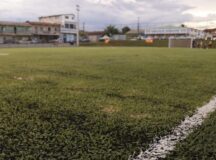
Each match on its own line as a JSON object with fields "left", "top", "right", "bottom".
{"left": 208, "top": 40, "right": 213, "bottom": 48}
{"left": 192, "top": 40, "right": 197, "bottom": 48}
{"left": 203, "top": 41, "right": 208, "bottom": 49}
{"left": 199, "top": 40, "right": 203, "bottom": 48}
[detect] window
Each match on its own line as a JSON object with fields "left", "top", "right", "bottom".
{"left": 65, "top": 24, "right": 69, "bottom": 28}
{"left": 0, "top": 26, "right": 3, "bottom": 33}
{"left": 65, "top": 16, "right": 69, "bottom": 19}
{"left": 70, "top": 24, "right": 74, "bottom": 29}
{"left": 48, "top": 27, "right": 51, "bottom": 32}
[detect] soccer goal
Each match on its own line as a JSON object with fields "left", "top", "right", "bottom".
{"left": 168, "top": 37, "right": 193, "bottom": 48}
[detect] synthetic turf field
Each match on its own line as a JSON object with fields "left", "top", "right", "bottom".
{"left": 0, "top": 47, "right": 216, "bottom": 159}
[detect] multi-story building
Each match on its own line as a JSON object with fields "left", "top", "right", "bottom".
{"left": 0, "top": 21, "right": 31, "bottom": 44}
{"left": 144, "top": 26, "right": 207, "bottom": 39}
{"left": 27, "top": 21, "right": 60, "bottom": 43}
{"left": 39, "top": 14, "right": 77, "bottom": 43}
{"left": 204, "top": 28, "right": 216, "bottom": 40}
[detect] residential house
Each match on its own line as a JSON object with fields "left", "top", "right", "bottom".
{"left": 0, "top": 21, "right": 31, "bottom": 44}
{"left": 126, "top": 29, "right": 145, "bottom": 40}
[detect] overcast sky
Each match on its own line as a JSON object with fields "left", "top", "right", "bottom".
{"left": 0, "top": 0, "right": 216, "bottom": 30}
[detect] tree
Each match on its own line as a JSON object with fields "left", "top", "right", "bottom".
{"left": 104, "top": 25, "right": 119, "bottom": 36}
{"left": 122, "top": 26, "right": 131, "bottom": 34}
{"left": 181, "top": 24, "right": 187, "bottom": 28}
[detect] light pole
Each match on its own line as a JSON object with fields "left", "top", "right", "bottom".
{"left": 76, "top": 5, "right": 80, "bottom": 47}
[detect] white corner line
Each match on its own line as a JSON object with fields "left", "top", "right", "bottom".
{"left": 131, "top": 96, "right": 216, "bottom": 160}
{"left": 0, "top": 53, "right": 9, "bottom": 56}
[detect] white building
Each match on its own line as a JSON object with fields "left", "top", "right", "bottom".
{"left": 144, "top": 26, "right": 208, "bottom": 39}
{"left": 39, "top": 14, "right": 77, "bottom": 43}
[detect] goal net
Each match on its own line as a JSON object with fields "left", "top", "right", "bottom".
{"left": 168, "top": 38, "right": 193, "bottom": 48}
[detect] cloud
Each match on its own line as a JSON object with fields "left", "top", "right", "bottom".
{"left": 0, "top": 0, "right": 215, "bottom": 30}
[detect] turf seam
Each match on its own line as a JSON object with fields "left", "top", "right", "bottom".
{"left": 131, "top": 96, "right": 216, "bottom": 160}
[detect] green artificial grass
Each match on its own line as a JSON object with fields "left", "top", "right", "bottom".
{"left": 0, "top": 47, "right": 216, "bottom": 159}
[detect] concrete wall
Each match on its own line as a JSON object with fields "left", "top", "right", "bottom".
{"left": 88, "top": 35, "right": 100, "bottom": 42}
{"left": 0, "top": 37, "right": 3, "bottom": 44}
{"left": 112, "top": 35, "right": 126, "bottom": 41}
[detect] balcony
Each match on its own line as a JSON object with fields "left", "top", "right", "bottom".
{"left": 60, "top": 28, "right": 77, "bottom": 34}
{"left": 0, "top": 31, "right": 31, "bottom": 36}
{"left": 33, "top": 31, "right": 60, "bottom": 36}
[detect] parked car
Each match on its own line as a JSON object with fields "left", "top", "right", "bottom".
{"left": 18, "top": 40, "right": 31, "bottom": 44}
{"left": 31, "top": 39, "right": 42, "bottom": 44}
{"left": 80, "top": 38, "right": 90, "bottom": 42}
{"left": 49, "top": 38, "right": 62, "bottom": 44}
{"left": 130, "top": 38, "right": 137, "bottom": 41}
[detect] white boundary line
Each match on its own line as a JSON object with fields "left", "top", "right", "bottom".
{"left": 0, "top": 53, "right": 9, "bottom": 56}
{"left": 131, "top": 97, "right": 216, "bottom": 160}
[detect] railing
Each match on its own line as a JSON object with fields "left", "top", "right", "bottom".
{"left": 60, "top": 28, "right": 77, "bottom": 34}
{"left": 0, "top": 31, "right": 31, "bottom": 35}
{"left": 33, "top": 31, "right": 60, "bottom": 35}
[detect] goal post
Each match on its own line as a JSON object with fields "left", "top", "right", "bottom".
{"left": 168, "top": 37, "right": 194, "bottom": 48}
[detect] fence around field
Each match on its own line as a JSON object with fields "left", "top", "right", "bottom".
{"left": 0, "top": 43, "right": 74, "bottom": 48}
{"left": 81, "top": 40, "right": 216, "bottom": 48}
{"left": 80, "top": 40, "right": 169, "bottom": 47}
{"left": 0, "top": 40, "right": 215, "bottom": 48}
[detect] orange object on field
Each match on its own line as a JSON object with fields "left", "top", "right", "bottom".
{"left": 105, "top": 38, "right": 110, "bottom": 44}
{"left": 145, "top": 37, "right": 154, "bottom": 44}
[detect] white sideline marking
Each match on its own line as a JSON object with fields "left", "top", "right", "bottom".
{"left": 131, "top": 97, "right": 216, "bottom": 160}
{"left": 0, "top": 53, "right": 9, "bottom": 56}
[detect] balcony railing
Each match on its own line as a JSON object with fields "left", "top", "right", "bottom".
{"left": 60, "top": 28, "right": 77, "bottom": 34}
{"left": 33, "top": 31, "right": 60, "bottom": 36}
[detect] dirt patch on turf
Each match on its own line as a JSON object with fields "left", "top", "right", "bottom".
{"left": 102, "top": 105, "right": 121, "bottom": 114}
{"left": 14, "top": 76, "right": 24, "bottom": 81}
{"left": 130, "top": 114, "right": 152, "bottom": 120}
{"left": 14, "top": 76, "right": 34, "bottom": 81}
{"left": 13, "top": 75, "right": 53, "bottom": 81}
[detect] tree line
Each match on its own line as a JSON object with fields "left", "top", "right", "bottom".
{"left": 104, "top": 25, "right": 131, "bottom": 36}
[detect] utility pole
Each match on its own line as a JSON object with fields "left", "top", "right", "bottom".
{"left": 137, "top": 17, "right": 140, "bottom": 38}
{"left": 76, "top": 4, "right": 80, "bottom": 47}
{"left": 83, "top": 22, "right": 85, "bottom": 33}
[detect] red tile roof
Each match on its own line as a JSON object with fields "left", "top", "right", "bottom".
{"left": 0, "top": 21, "right": 31, "bottom": 27}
